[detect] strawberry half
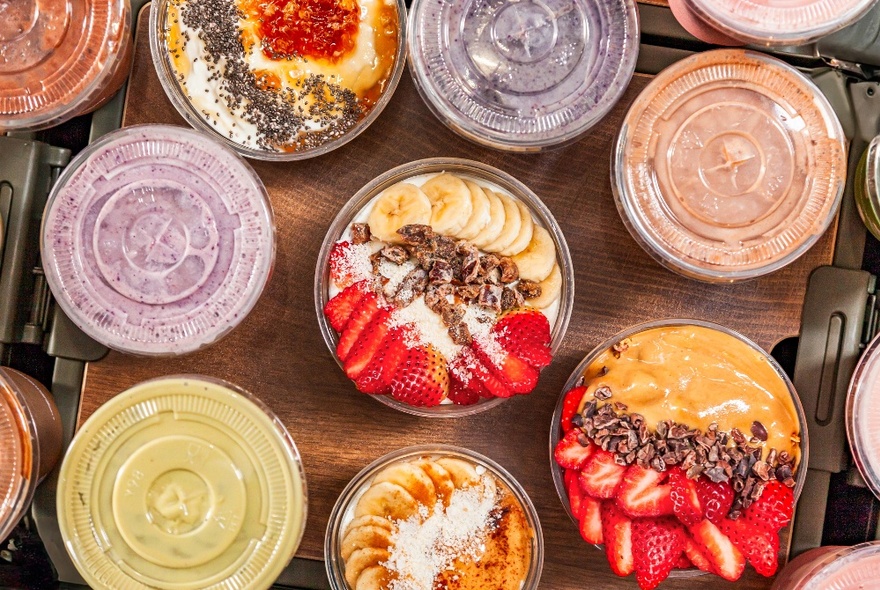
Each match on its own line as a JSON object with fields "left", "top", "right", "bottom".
{"left": 474, "top": 340, "right": 538, "bottom": 394}
{"left": 564, "top": 468, "right": 586, "bottom": 520}
{"left": 554, "top": 429, "right": 594, "bottom": 470}
{"left": 616, "top": 465, "right": 674, "bottom": 518}
{"left": 344, "top": 309, "right": 391, "bottom": 380}
{"left": 719, "top": 516, "right": 779, "bottom": 577}
{"left": 460, "top": 346, "right": 514, "bottom": 398}
{"left": 631, "top": 516, "right": 685, "bottom": 590}
{"left": 695, "top": 477, "right": 734, "bottom": 525}
{"left": 336, "top": 293, "right": 381, "bottom": 362}
{"left": 446, "top": 354, "right": 490, "bottom": 405}
{"left": 600, "top": 501, "right": 634, "bottom": 576}
{"left": 741, "top": 480, "right": 793, "bottom": 533}
{"left": 579, "top": 496, "right": 603, "bottom": 544}
{"left": 683, "top": 534, "right": 714, "bottom": 573}
{"left": 389, "top": 345, "right": 449, "bottom": 406}
{"left": 447, "top": 372, "right": 481, "bottom": 405}
{"left": 688, "top": 520, "right": 745, "bottom": 581}
{"left": 578, "top": 449, "right": 627, "bottom": 499}
{"left": 492, "top": 309, "right": 553, "bottom": 369}
{"left": 668, "top": 468, "right": 702, "bottom": 526}
{"left": 560, "top": 386, "right": 587, "bottom": 433}
{"left": 324, "top": 280, "right": 368, "bottom": 332}
{"left": 329, "top": 241, "right": 362, "bottom": 288}
{"left": 355, "top": 325, "right": 412, "bottom": 394}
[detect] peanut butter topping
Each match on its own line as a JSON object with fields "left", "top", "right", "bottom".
{"left": 581, "top": 326, "right": 801, "bottom": 463}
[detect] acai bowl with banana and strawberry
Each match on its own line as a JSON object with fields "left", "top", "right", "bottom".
{"left": 315, "top": 158, "right": 573, "bottom": 417}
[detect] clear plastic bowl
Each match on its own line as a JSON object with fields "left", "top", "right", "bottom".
{"left": 686, "top": 0, "right": 879, "bottom": 47}
{"left": 57, "top": 375, "right": 308, "bottom": 590}
{"left": 314, "top": 157, "right": 574, "bottom": 417}
{"left": 149, "top": 0, "right": 407, "bottom": 161}
{"left": 845, "top": 331, "right": 880, "bottom": 500}
{"left": 855, "top": 135, "right": 880, "bottom": 242}
{"left": 41, "top": 124, "right": 275, "bottom": 356}
{"left": 324, "top": 444, "right": 543, "bottom": 590}
{"left": 772, "top": 542, "right": 880, "bottom": 589}
{"left": 549, "top": 319, "right": 809, "bottom": 576}
{"left": 407, "top": 0, "right": 639, "bottom": 151}
{"left": 0, "top": 0, "right": 132, "bottom": 132}
{"left": 613, "top": 49, "right": 847, "bottom": 282}
{"left": 0, "top": 367, "right": 62, "bottom": 543}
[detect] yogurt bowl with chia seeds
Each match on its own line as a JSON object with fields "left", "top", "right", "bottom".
{"left": 150, "top": 0, "right": 406, "bottom": 161}
{"left": 315, "top": 158, "right": 573, "bottom": 417}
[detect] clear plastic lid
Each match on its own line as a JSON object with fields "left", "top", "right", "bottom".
{"left": 408, "top": 0, "right": 639, "bottom": 150}
{"left": 0, "top": 0, "right": 131, "bottom": 131}
{"left": 0, "top": 371, "right": 33, "bottom": 543}
{"left": 57, "top": 375, "right": 307, "bottom": 590}
{"left": 774, "top": 543, "right": 880, "bottom": 589}
{"left": 846, "top": 332, "right": 880, "bottom": 501}
{"left": 855, "top": 135, "right": 880, "bottom": 242}
{"left": 41, "top": 124, "right": 275, "bottom": 356}
{"left": 613, "top": 49, "right": 846, "bottom": 282}
{"left": 686, "top": 0, "right": 879, "bottom": 46}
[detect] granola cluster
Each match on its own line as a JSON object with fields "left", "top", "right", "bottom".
{"left": 352, "top": 222, "right": 542, "bottom": 346}
{"left": 573, "top": 382, "right": 799, "bottom": 518}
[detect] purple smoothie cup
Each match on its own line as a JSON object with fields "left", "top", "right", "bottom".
{"left": 407, "top": 0, "right": 639, "bottom": 151}
{"left": 41, "top": 124, "right": 275, "bottom": 356}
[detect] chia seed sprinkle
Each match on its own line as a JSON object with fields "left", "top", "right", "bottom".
{"left": 170, "top": 0, "right": 363, "bottom": 151}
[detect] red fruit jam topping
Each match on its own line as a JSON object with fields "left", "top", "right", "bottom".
{"left": 255, "top": 0, "right": 360, "bottom": 62}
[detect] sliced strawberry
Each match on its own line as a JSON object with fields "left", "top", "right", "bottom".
{"left": 355, "top": 326, "right": 411, "bottom": 394}
{"left": 616, "top": 465, "right": 674, "bottom": 518}
{"left": 329, "top": 241, "right": 365, "bottom": 288}
{"left": 631, "top": 516, "right": 686, "bottom": 590}
{"left": 446, "top": 354, "right": 489, "bottom": 405}
{"left": 323, "top": 280, "right": 368, "bottom": 332}
{"left": 668, "top": 468, "right": 702, "bottom": 526}
{"left": 741, "top": 480, "right": 794, "bottom": 533}
{"left": 473, "top": 340, "right": 539, "bottom": 394}
{"left": 389, "top": 345, "right": 448, "bottom": 407}
{"left": 719, "top": 516, "right": 779, "bottom": 577}
{"left": 446, "top": 372, "right": 481, "bottom": 405}
{"left": 579, "top": 496, "right": 603, "bottom": 544}
{"left": 565, "top": 468, "right": 586, "bottom": 520}
{"left": 492, "top": 309, "right": 553, "bottom": 369}
{"left": 578, "top": 450, "right": 627, "bottom": 499}
{"left": 344, "top": 309, "right": 391, "bottom": 380}
{"left": 600, "top": 501, "right": 634, "bottom": 576}
{"left": 460, "top": 347, "right": 514, "bottom": 398}
{"left": 695, "top": 477, "right": 734, "bottom": 525}
{"left": 688, "top": 520, "right": 745, "bottom": 581}
{"left": 675, "top": 553, "right": 693, "bottom": 569}
{"left": 560, "top": 386, "right": 587, "bottom": 433}
{"left": 554, "top": 429, "right": 594, "bottom": 470}
{"left": 683, "top": 535, "right": 714, "bottom": 573}
{"left": 336, "top": 293, "right": 381, "bottom": 362}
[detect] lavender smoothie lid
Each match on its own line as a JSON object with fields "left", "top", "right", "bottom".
{"left": 408, "top": 0, "right": 639, "bottom": 151}
{"left": 41, "top": 124, "right": 275, "bottom": 356}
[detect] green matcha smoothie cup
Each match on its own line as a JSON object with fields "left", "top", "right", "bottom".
{"left": 57, "top": 375, "right": 307, "bottom": 590}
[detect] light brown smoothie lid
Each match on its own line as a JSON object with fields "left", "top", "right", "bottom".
{"left": 0, "top": 0, "right": 129, "bottom": 131}
{"left": 0, "top": 370, "right": 34, "bottom": 542}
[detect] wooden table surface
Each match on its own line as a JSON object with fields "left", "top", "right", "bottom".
{"left": 78, "top": 6, "right": 837, "bottom": 589}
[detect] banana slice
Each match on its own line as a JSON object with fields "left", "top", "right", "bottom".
{"left": 354, "top": 481, "right": 421, "bottom": 521}
{"left": 373, "top": 463, "right": 438, "bottom": 510}
{"left": 482, "top": 193, "right": 521, "bottom": 253}
{"left": 414, "top": 458, "right": 455, "bottom": 507}
{"left": 526, "top": 263, "right": 562, "bottom": 309}
{"left": 456, "top": 181, "right": 492, "bottom": 240}
{"left": 435, "top": 457, "right": 481, "bottom": 488}
{"left": 355, "top": 565, "right": 393, "bottom": 590}
{"left": 341, "top": 524, "right": 393, "bottom": 561}
{"left": 511, "top": 225, "right": 556, "bottom": 282}
{"left": 368, "top": 182, "right": 432, "bottom": 244}
{"left": 499, "top": 200, "right": 534, "bottom": 256}
{"left": 471, "top": 189, "right": 506, "bottom": 249}
{"left": 344, "top": 514, "right": 393, "bottom": 537}
{"left": 345, "top": 547, "right": 390, "bottom": 589}
{"left": 422, "top": 173, "right": 473, "bottom": 235}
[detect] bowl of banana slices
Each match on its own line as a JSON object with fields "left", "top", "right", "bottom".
{"left": 315, "top": 158, "right": 573, "bottom": 417}
{"left": 324, "top": 444, "right": 544, "bottom": 590}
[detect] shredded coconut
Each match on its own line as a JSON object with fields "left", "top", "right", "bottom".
{"left": 384, "top": 477, "right": 498, "bottom": 590}
{"left": 334, "top": 241, "right": 373, "bottom": 286}
{"left": 379, "top": 259, "right": 416, "bottom": 294}
{"left": 389, "top": 298, "right": 461, "bottom": 361}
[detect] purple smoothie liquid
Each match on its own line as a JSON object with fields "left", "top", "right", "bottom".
{"left": 41, "top": 124, "right": 275, "bottom": 355}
